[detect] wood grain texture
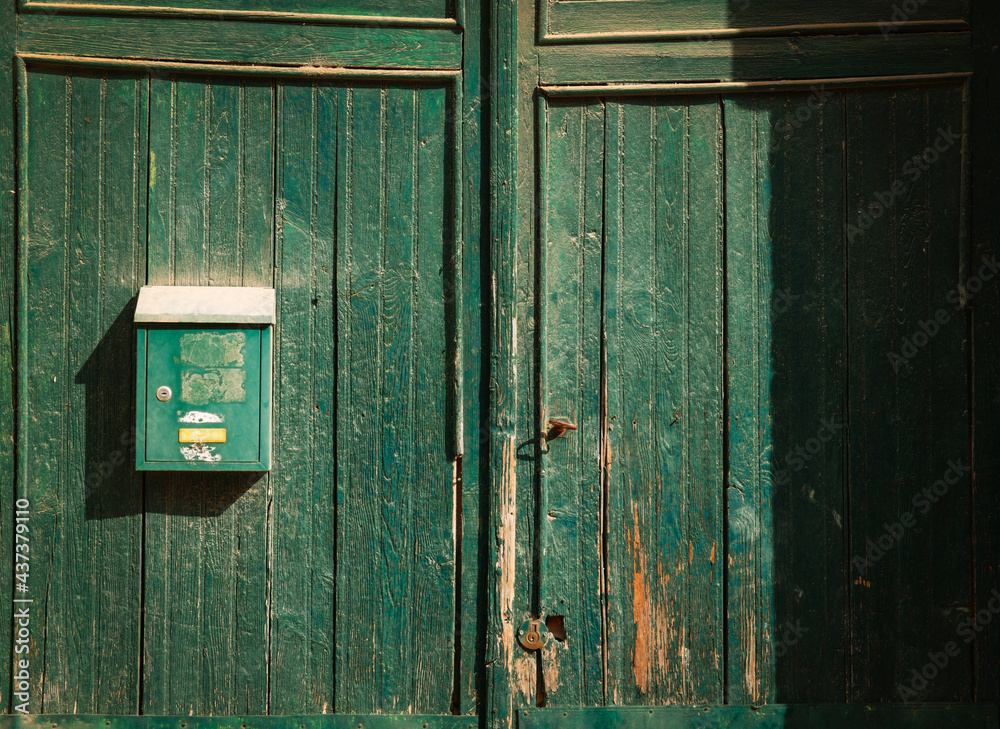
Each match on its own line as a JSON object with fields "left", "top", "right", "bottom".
{"left": 0, "top": 0, "right": 15, "bottom": 713}
{"left": 538, "top": 98, "right": 605, "bottom": 707}
{"left": 846, "top": 85, "right": 970, "bottom": 702}
{"left": 541, "top": 0, "right": 967, "bottom": 41}
{"left": 602, "top": 98, "right": 724, "bottom": 706}
{"left": 17, "top": 15, "right": 463, "bottom": 70}
{"left": 538, "top": 33, "right": 972, "bottom": 86}
{"left": 758, "top": 91, "right": 848, "bottom": 704}
{"left": 457, "top": 0, "right": 484, "bottom": 713}
{"left": 971, "top": 0, "right": 1000, "bottom": 705}
{"left": 20, "top": 0, "right": 450, "bottom": 22}
{"left": 143, "top": 74, "right": 273, "bottom": 715}
{"left": 334, "top": 83, "right": 458, "bottom": 714}
{"left": 22, "top": 66, "right": 147, "bottom": 712}
{"left": 484, "top": 0, "right": 529, "bottom": 723}
{"left": 269, "top": 81, "right": 338, "bottom": 714}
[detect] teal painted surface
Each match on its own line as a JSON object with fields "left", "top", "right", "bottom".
{"left": 20, "top": 67, "right": 465, "bottom": 714}
{"left": 138, "top": 326, "right": 269, "bottom": 469}
{"left": 519, "top": 705, "right": 998, "bottom": 729}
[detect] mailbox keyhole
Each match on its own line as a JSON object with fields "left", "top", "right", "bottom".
{"left": 156, "top": 386, "right": 173, "bottom": 402}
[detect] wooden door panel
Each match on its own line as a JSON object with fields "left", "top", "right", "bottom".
{"left": 538, "top": 96, "right": 724, "bottom": 706}
{"left": 21, "top": 66, "right": 148, "bottom": 713}
{"left": 20, "top": 67, "right": 463, "bottom": 714}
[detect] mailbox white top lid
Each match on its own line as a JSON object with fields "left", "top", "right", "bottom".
{"left": 135, "top": 286, "right": 276, "bottom": 324}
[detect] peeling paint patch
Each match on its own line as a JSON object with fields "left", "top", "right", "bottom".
{"left": 180, "top": 443, "right": 222, "bottom": 462}
{"left": 631, "top": 503, "right": 652, "bottom": 695}
{"left": 180, "top": 330, "right": 246, "bottom": 368}
{"left": 514, "top": 654, "right": 536, "bottom": 703}
{"left": 541, "top": 637, "right": 562, "bottom": 696}
{"left": 498, "top": 436, "right": 518, "bottom": 673}
{"left": 181, "top": 368, "right": 247, "bottom": 405}
{"left": 178, "top": 410, "right": 224, "bottom": 424}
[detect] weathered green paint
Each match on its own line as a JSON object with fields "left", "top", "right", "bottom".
{"left": 0, "top": 0, "right": 15, "bottom": 713}
{"left": 6, "top": 0, "right": 996, "bottom": 723}
{"left": 538, "top": 33, "right": 972, "bottom": 86}
{"left": 601, "top": 97, "right": 724, "bottom": 705}
{"left": 17, "top": 15, "right": 463, "bottom": 70}
{"left": 1, "top": 718, "right": 476, "bottom": 729}
{"left": 519, "top": 705, "right": 999, "bottom": 729}
{"left": 20, "top": 0, "right": 451, "bottom": 21}
{"left": 20, "top": 65, "right": 148, "bottom": 713}
{"left": 540, "top": 0, "right": 967, "bottom": 41}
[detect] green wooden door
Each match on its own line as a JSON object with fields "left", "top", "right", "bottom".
{"left": 18, "top": 66, "right": 473, "bottom": 714}
{"left": 3, "top": 0, "right": 1000, "bottom": 724}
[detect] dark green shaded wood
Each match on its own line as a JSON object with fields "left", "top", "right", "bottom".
{"left": 538, "top": 98, "right": 605, "bottom": 707}
{"left": 17, "top": 15, "right": 463, "bottom": 70}
{"left": 143, "top": 74, "right": 274, "bottom": 714}
{"left": 541, "top": 0, "right": 966, "bottom": 41}
{"left": 0, "top": 1, "right": 15, "bottom": 714}
{"left": 21, "top": 66, "right": 147, "bottom": 711}
{"left": 334, "top": 83, "right": 457, "bottom": 714}
{"left": 846, "top": 85, "right": 970, "bottom": 702}
{"left": 602, "top": 97, "right": 724, "bottom": 705}
{"left": 457, "top": 0, "right": 484, "bottom": 712}
{"left": 971, "top": 0, "right": 1000, "bottom": 705}
{"left": 752, "top": 91, "right": 849, "bottom": 703}
{"left": 538, "top": 33, "right": 972, "bottom": 85}
{"left": 519, "top": 704, "right": 999, "bottom": 729}
{"left": 269, "top": 81, "right": 338, "bottom": 713}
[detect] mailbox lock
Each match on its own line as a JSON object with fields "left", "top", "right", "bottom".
{"left": 155, "top": 385, "right": 173, "bottom": 402}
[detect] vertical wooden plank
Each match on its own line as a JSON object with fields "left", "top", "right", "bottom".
{"left": 603, "top": 97, "right": 724, "bottom": 706}
{"left": 846, "top": 85, "right": 969, "bottom": 702}
{"left": 335, "top": 83, "right": 385, "bottom": 714}
{"left": 0, "top": 7, "right": 14, "bottom": 711}
{"left": 22, "top": 67, "right": 146, "bottom": 712}
{"left": 724, "top": 95, "right": 775, "bottom": 705}
{"left": 413, "top": 83, "right": 458, "bottom": 711}
{"left": 458, "top": 0, "right": 484, "bottom": 712}
{"left": 666, "top": 97, "right": 724, "bottom": 704}
{"left": 487, "top": 0, "right": 528, "bottom": 721}
{"left": 270, "top": 81, "right": 338, "bottom": 714}
{"left": 143, "top": 74, "right": 274, "bottom": 715}
{"left": 972, "top": 0, "right": 1000, "bottom": 704}
{"left": 761, "top": 90, "right": 849, "bottom": 703}
{"left": 21, "top": 66, "right": 69, "bottom": 713}
{"left": 538, "top": 98, "right": 604, "bottom": 708}
{"left": 458, "top": 0, "right": 484, "bottom": 713}
{"left": 336, "top": 82, "right": 456, "bottom": 714}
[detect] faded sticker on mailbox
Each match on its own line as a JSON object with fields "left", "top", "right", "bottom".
{"left": 181, "top": 368, "right": 247, "bottom": 405}
{"left": 180, "top": 331, "right": 246, "bottom": 368}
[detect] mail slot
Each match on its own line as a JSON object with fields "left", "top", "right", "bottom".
{"left": 135, "top": 286, "right": 274, "bottom": 471}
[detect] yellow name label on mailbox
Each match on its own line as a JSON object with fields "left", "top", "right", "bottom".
{"left": 178, "top": 428, "right": 227, "bottom": 444}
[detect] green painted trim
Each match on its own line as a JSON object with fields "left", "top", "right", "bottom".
{"left": 0, "top": 718, "right": 476, "bottom": 729}
{"left": 486, "top": 0, "right": 521, "bottom": 723}
{"left": 19, "top": 54, "right": 463, "bottom": 80}
{"left": 0, "top": 0, "right": 15, "bottom": 712}
{"left": 21, "top": 2, "right": 459, "bottom": 28}
{"left": 538, "top": 32, "right": 973, "bottom": 85}
{"left": 539, "top": 21, "right": 971, "bottom": 45}
{"left": 17, "top": 15, "right": 463, "bottom": 70}
{"left": 519, "top": 705, "right": 999, "bottom": 729}
{"left": 540, "top": 72, "right": 971, "bottom": 97}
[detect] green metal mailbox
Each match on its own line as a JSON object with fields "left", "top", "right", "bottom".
{"left": 134, "top": 286, "right": 274, "bottom": 471}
